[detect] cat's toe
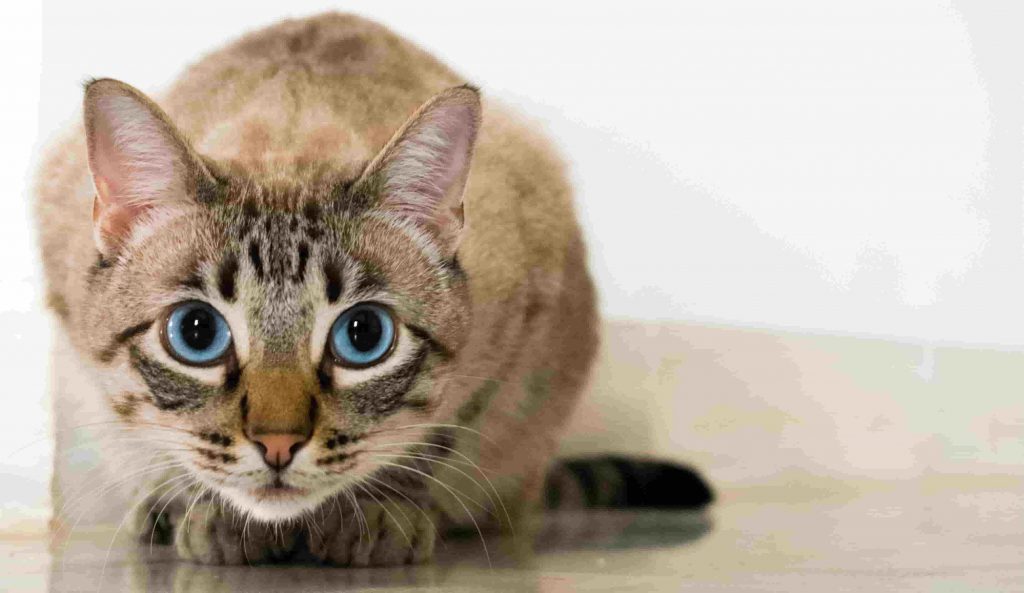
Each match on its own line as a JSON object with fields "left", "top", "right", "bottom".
{"left": 173, "top": 501, "right": 294, "bottom": 565}
{"left": 308, "top": 498, "right": 436, "bottom": 566}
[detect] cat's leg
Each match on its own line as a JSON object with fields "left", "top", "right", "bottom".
{"left": 131, "top": 489, "right": 299, "bottom": 565}
{"left": 306, "top": 491, "right": 438, "bottom": 566}
{"left": 173, "top": 499, "right": 301, "bottom": 565}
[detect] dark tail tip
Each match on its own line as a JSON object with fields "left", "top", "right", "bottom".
{"left": 545, "top": 455, "right": 714, "bottom": 511}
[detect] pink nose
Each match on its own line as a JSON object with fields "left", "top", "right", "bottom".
{"left": 251, "top": 433, "right": 307, "bottom": 469}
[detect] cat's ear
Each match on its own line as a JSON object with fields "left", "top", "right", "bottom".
{"left": 83, "top": 78, "right": 213, "bottom": 255}
{"left": 356, "top": 85, "right": 481, "bottom": 257}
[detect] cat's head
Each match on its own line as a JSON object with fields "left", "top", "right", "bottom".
{"left": 80, "top": 79, "right": 479, "bottom": 521}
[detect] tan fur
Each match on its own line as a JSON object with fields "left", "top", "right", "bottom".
{"left": 36, "top": 13, "right": 597, "bottom": 563}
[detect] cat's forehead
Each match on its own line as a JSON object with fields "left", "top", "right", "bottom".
{"left": 204, "top": 200, "right": 357, "bottom": 347}
{"left": 114, "top": 176, "right": 466, "bottom": 357}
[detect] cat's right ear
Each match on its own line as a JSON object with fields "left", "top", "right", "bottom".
{"left": 83, "top": 78, "right": 213, "bottom": 256}
{"left": 353, "top": 86, "right": 481, "bottom": 259}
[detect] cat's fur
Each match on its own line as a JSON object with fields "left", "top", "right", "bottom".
{"left": 35, "top": 13, "right": 599, "bottom": 565}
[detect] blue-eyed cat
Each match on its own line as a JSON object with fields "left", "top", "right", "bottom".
{"left": 36, "top": 13, "right": 710, "bottom": 566}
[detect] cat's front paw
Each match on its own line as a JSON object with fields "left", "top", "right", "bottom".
{"left": 174, "top": 501, "right": 296, "bottom": 565}
{"left": 307, "top": 496, "right": 437, "bottom": 566}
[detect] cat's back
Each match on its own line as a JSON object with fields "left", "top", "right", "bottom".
{"left": 163, "top": 13, "right": 465, "bottom": 179}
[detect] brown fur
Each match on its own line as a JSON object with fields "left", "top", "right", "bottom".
{"left": 36, "top": 13, "right": 597, "bottom": 565}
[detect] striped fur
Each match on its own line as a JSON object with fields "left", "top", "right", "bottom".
{"left": 32, "top": 13, "right": 707, "bottom": 567}
{"left": 544, "top": 456, "right": 714, "bottom": 510}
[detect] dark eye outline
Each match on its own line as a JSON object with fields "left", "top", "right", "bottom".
{"left": 327, "top": 302, "right": 398, "bottom": 369}
{"left": 160, "top": 300, "right": 234, "bottom": 367}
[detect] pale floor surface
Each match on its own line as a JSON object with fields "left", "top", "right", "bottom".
{"left": 4, "top": 474, "right": 1023, "bottom": 592}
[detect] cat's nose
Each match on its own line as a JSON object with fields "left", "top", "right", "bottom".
{"left": 250, "top": 433, "right": 307, "bottom": 470}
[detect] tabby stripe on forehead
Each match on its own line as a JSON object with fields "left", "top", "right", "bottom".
{"left": 323, "top": 260, "right": 342, "bottom": 303}
{"left": 178, "top": 268, "right": 206, "bottom": 292}
{"left": 217, "top": 253, "right": 239, "bottom": 302}
{"left": 352, "top": 267, "right": 384, "bottom": 295}
{"left": 96, "top": 319, "right": 154, "bottom": 363}
{"left": 294, "top": 242, "right": 310, "bottom": 282}
{"left": 248, "top": 240, "right": 264, "bottom": 279}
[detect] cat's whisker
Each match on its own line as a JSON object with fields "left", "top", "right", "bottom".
{"left": 388, "top": 422, "right": 499, "bottom": 446}
{"left": 241, "top": 509, "right": 254, "bottom": 564}
{"left": 57, "top": 467, "right": 188, "bottom": 569}
{"left": 368, "top": 449, "right": 514, "bottom": 534}
{"left": 369, "top": 446, "right": 483, "bottom": 473}
{"left": 353, "top": 481, "right": 413, "bottom": 549}
{"left": 147, "top": 474, "right": 198, "bottom": 553}
{"left": 6, "top": 422, "right": 193, "bottom": 459}
{"left": 98, "top": 470, "right": 195, "bottom": 591}
{"left": 371, "top": 458, "right": 492, "bottom": 567}
{"left": 368, "top": 449, "right": 497, "bottom": 503}
{"left": 178, "top": 483, "right": 211, "bottom": 543}
{"left": 362, "top": 475, "right": 444, "bottom": 549}
{"left": 50, "top": 441, "right": 196, "bottom": 462}
{"left": 56, "top": 458, "right": 188, "bottom": 536}
{"left": 371, "top": 458, "right": 491, "bottom": 516}
{"left": 446, "top": 373, "right": 512, "bottom": 385}
{"left": 329, "top": 495, "right": 346, "bottom": 543}
{"left": 344, "top": 488, "right": 368, "bottom": 543}
{"left": 55, "top": 419, "right": 195, "bottom": 438}
{"left": 367, "top": 438, "right": 493, "bottom": 472}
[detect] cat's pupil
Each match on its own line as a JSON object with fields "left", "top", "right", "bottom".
{"left": 348, "top": 310, "right": 382, "bottom": 352}
{"left": 181, "top": 308, "right": 216, "bottom": 351}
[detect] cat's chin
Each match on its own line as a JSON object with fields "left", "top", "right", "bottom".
{"left": 218, "top": 484, "right": 334, "bottom": 523}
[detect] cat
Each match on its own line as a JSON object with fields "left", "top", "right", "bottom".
{"left": 35, "top": 13, "right": 710, "bottom": 566}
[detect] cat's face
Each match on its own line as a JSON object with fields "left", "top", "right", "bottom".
{"left": 80, "top": 79, "right": 479, "bottom": 521}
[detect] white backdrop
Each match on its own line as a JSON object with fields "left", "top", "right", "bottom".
{"left": 2, "top": 1, "right": 1023, "bottom": 523}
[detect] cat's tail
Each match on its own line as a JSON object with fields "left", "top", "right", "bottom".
{"left": 543, "top": 455, "right": 714, "bottom": 510}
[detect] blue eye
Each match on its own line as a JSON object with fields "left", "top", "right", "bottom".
{"left": 163, "top": 301, "right": 232, "bottom": 365}
{"left": 329, "top": 303, "right": 396, "bottom": 367}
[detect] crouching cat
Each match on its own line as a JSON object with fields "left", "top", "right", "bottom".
{"left": 35, "top": 13, "right": 711, "bottom": 566}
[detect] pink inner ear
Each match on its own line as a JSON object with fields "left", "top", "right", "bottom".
{"left": 87, "top": 92, "right": 186, "bottom": 249}
{"left": 425, "top": 103, "right": 474, "bottom": 199}
{"left": 381, "top": 99, "right": 478, "bottom": 232}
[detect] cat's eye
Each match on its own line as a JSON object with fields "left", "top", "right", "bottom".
{"left": 161, "top": 301, "right": 233, "bottom": 366}
{"left": 329, "top": 303, "right": 396, "bottom": 368}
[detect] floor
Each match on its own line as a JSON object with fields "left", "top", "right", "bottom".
{"left": 6, "top": 473, "right": 1023, "bottom": 592}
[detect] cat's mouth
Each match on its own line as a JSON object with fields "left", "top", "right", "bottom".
{"left": 251, "top": 481, "right": 308, "bottom": 500}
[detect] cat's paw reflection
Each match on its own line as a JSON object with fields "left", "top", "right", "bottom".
{"left": 307, "top": 496, "right": 437, "bottom": 566}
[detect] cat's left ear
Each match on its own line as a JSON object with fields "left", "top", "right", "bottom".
{"left": 355, "top": 85, "right": 481, "bottom": 258}
{"left": 84, "top": 78, "right": 214, "bottom": 256}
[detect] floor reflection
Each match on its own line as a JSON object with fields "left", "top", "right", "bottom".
{"left": 46, "top": 510, "right": 713, "bottom": 592}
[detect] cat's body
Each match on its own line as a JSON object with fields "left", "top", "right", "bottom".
{"left": 37, "top": 13, "right": 715, "bottom": 566}
{"left": 36, "top": 14, "right": 598, "bottom": 564}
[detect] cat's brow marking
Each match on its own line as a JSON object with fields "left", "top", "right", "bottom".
{"left": 217, "top": 253, "right": 239, "bottom": 302}
{"left": 248, "top": 240, "right": 264, "bottom": 279}
{"left": 352, "top": 266, "right": 385, "bottom": 295}
{"left": 96, "top": 319, "right": 154, "bottom": 363}
{"left": 406, "top": 324, "right": 452, "bottom": 359}
{"left": 323, "top": 259, "right": 342, "bottom": 303}
{"left": 177, "top": 267, "right": 206, "bottom": 292}
{"left": 294, "top": 242, "right": 310, "bottom": 283}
